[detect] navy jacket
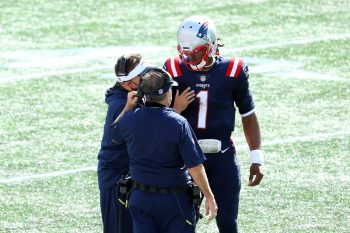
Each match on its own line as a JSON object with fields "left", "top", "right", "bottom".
{"left": 97, "top": 85, "right": 129, "bottom": 189}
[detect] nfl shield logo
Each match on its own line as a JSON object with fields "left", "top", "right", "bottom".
{"left": 200, "top": 75, "right": 207, "bottom": 82}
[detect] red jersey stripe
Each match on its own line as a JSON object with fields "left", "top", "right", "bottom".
{"left": 166, "top": 58, "right": 174, "bottom": 77}
{"left": 225, "top": 57, "right": 235, "bottom": 77}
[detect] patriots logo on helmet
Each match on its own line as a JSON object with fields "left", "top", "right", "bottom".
{"left": 196, "top": 21, "right": 209, "bottom": 39}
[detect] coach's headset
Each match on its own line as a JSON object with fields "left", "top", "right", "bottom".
{"left": 115, "top": 55, "right": 128, "bottom": 77}
{"left": 136, "top": 67, "right": 178, "bottom": 99}
{"left": 115, "top": 56, "right": 177, "bottom": 99}
{"left": 114, "top": 55, "right": 149, "bottom": 83}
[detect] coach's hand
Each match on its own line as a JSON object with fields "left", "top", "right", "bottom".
{"left": 248, "top": 163, "right": 263, "bottom": 186}
{"left": 125, "top": 91, "right": 138, "bottom": 111}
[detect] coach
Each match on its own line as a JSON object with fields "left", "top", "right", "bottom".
{"left": 110, "top": 68, "right": 217, "bottom": 233}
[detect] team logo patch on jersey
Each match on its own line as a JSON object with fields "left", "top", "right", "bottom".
{"left": 242, "top": 63, "right": 249, "bottom": 78}
{"left": 199, "top": 75, "right": 207, "bottom": 82}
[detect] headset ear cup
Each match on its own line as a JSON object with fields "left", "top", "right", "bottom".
{"left": 114, "top": 62, "right": 121, "bottom": 77}
{"left": 115, "top": 55, "right": 128, "bottom": 76}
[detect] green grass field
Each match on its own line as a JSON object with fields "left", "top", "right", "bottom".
{"left": 1, "top": 0, "right": 349, "bottom": 232}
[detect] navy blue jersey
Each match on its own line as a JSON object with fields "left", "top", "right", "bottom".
{"left": 164, "top": 56, "right": 255, "bottom": 140}
{"left": 111, "top": 103, "right": 205, "bottom": 189}
{"left": 97, "top": 86, "right": 129, "bottom": 170}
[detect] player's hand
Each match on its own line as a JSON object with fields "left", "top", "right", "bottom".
{"left": 173, "top": 87, "right": 195, "bottom": 114}
{"left": 125, "top": 91, "right": 138, "bottom": 111}
{"left": 205, "top": 196, "right": 218, "bottom": 221}
{"left": 248, "top": 163, "right": 264, "bottom": 186}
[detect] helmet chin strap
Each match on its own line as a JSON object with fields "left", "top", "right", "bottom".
{"left": 189, "top": 56, "right": 215, "bottom": 71}
{"left": 189, "top": 59, "right": 207, "bottom": 71}
{"left": 204, "top": 56, "right": 215, "bottom": 68}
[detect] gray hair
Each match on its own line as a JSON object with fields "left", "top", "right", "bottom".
{"left": 142, "top": 70, "right": 167, "bottom": 102}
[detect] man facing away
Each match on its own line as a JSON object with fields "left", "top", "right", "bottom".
{"left": 110, "top": 68, "right": 218, "bottom": 233}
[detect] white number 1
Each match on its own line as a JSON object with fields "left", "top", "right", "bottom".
{"left": 196, "top": 91, "right": 208, "bottom": 129}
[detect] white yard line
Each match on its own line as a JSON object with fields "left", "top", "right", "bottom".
{"left": 0, "top": 33, "right": 349, "bottom": 84}
{"left": 0, "top": 166, "right": 96, "bottom": 184}
{"left": 232, "top": 33, "right": 350, "bottom": 52}
{"left": 236, "top": 130, "right": 350, "bottom": 150}
{"left": 0, "top": 65, "right": 110, "bottom": 84}
{"left": 1, "top": 130, "right": 349, "bottom": 184}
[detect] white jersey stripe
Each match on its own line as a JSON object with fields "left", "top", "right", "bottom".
{"left": 229, "top": 58, "right": 240, "bottom": 77}
{"left": 170, "top": 57, "right": 178, "bottom": 77}
{"left": 241, "top": 108, "right": 255, "bottom": 117}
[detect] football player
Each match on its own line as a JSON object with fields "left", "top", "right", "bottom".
{"left": 163, "top": 15, "right": 264, "bottom": 233}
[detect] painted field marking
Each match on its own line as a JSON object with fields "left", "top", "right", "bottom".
{"left": 232, "top": 33, "right": 350, "bottom": 52}
{"left": 236, "top": 130, "right": 350, "bottom": 150}
{"left": 0, "top": 33, "right": 349, "bottom": 84}
{"left": 0, "top": 65, "right": 110, "bottom": 84}
{"left": 1, "top": 130, "right": 349, "bottom": 184}
{"left": 0, "top": 166, "right": 96, "bottom": 184}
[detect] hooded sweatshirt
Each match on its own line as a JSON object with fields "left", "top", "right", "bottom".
{"left": 97, "top": 84, "right": 129, "bottom": 189}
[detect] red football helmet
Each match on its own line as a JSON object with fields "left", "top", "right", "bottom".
{"left": 177, "top": 16, "right": 218, "bottom": 71}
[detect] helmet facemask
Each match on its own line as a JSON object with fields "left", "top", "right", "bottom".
{"left": 177, "top": 43, "right": 213, "bottom": 71}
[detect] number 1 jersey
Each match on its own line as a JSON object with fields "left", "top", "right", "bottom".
{"left": 164, "top": 56, "right": 255, "bottom": 140}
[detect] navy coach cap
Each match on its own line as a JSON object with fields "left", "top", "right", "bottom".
{"left": 141, "top": 68, "right": 178, "bottom": 96}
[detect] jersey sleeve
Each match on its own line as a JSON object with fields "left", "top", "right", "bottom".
{"left": 179, "top": 120, "right": 206, "bottom": 168}
{"left": 233, "top": 60, "right": 255, "bottom": 116}
{"left": 163, "top": 57, "right": 181, "bottom": 108}
{"left": 163, "top": 57, "right": 182, "bottom": 78}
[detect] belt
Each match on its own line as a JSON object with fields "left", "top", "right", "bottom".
{"left": 133, "top": 181, "right": 189, "bottom": 194}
